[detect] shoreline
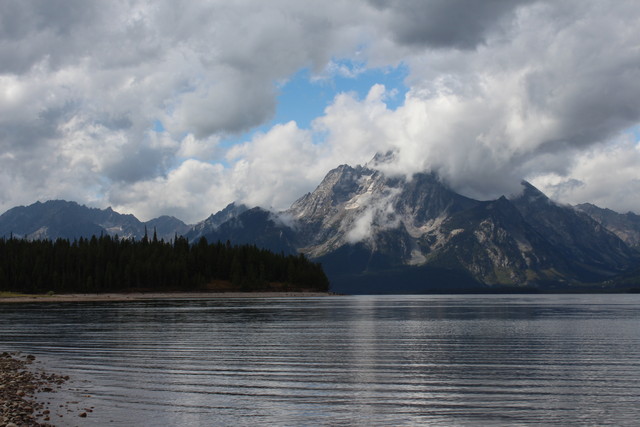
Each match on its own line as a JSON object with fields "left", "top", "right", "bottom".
{"left": 0, "top": 352, "right": 69, "bottom": 426}
{"left": 0, "top": 291, "right": 335, "bottom": 303}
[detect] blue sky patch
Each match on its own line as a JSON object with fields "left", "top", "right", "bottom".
{"left": 219, "top": 62, "right": 409, "bottom": 149}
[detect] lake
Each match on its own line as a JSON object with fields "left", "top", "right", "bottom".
{"left": 1, "top": 294, "right": 640, "bottom": 425}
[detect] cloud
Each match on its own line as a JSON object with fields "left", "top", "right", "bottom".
{"left": 368, "top": 0, "right": 534, "bottom": 50}
{"left": 346, "top": 209, "right": 375, "bottom": 243}
{"left": 532, "top": 135, "right": 640, "bottom": 213}
{"left": 174, "top": 73, "right": 278, "bottom": 138}
{"left": 345, "top": 183, "right": 401, "bottom": 244}
{"left": 362, "top": 0, "right": 640, "bottom": 204}
{"left": 177, "top": 134, "right": 221, "bottom": 161}
{"left": 1, "top": 0, "right": 640, "bottom": 222}
{"left": 225, "top": 121, "right": 328, "bottom": 210}
{"left": 0, "top": 0, "right": 373, "bottom": 218}
{"left": 108, "top": 121, "right": 326, "bottom": 222}
{"left": 108, "top": 159, "right": 231, "bottom": 223}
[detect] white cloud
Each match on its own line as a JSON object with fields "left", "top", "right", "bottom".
{"left": 108, "top": 159, "right": 231, "bottom": 223}
{"left": 360, "top": 0, "right": 640, "bottom": 204}
{"left": 177, "top": 133, "right": 221, "bottom": 161}
{"left": 532, "top": 135, "right": 640, "bottom": 213}
{"left": 1, "top": 0, "right": 640, "bottom": 222}
{"left": 346, "top": 208, "right": 374, "bottom": 244}
{"left": 108, "top": 121, "right": 326, "bottom": 222}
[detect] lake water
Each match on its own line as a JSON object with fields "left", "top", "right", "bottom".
{"left": 1, "top": 294, "right": 640, "bottom": 426}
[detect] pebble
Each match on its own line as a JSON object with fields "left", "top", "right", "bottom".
{"left": 0, "top": 352, "right": 68, "bottom": 426}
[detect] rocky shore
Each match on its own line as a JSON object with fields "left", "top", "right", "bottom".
{"left": 0, "top": 352, "right": 67, "bottom": 427}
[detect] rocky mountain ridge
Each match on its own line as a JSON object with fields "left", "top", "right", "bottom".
{"left": 575, "top": 203, "right": 640, "bottom": 248}
{"left": 1, "top": 163, "right": 639, "bottom": 293}
{"left": 284, "top": 164, "right": 638, "bottom": 292}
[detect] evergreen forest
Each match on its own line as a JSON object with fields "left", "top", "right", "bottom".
{"left": 0, "top": 234, "right": 329, "bottom": 294}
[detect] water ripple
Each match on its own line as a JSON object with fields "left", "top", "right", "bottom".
{"left": 1, "top": 294, "right": 640, "bottom": 425}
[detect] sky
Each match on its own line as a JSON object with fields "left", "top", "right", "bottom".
{"left": 1, "top": 0, "right": 640, "bottom": 223}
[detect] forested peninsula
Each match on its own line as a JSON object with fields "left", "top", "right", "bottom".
{"left": 0, "top": 234, "right": 329, "bottom": 294}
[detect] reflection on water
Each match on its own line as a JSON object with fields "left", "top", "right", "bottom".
{"left": 1, "top": 294, "right": 640, "bottom": 425}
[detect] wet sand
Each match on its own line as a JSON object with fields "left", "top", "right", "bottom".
{"left": 0, "top": 291, "right": 334, "bottom": 303}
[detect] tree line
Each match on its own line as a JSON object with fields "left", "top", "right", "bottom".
{"left": 0, "top": 233, "right": 329, "bottom": 294}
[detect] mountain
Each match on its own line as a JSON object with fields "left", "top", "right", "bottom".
{"left": 185, "top": 202, "right": 249, "bottom": 243}
{"left": 282, "top": 164, "right": 638, "bottom": 293}
{"left": 575, "top": 203, "right": 640, "bottom": 248}
{"left": 511, "top": 183, "right": 634, "bottom": 275}
{"left": 197, "top": 207, "right": 298, "bottom": 255}
{"left": 145, "top": 215, "right": 192, "bottom": 241}
{"left": 288, "top": 165, "right": 478, "bottom": 259}
{"left": 0, "top": 200, "right": 138, "bottom": 240}
{"left": 2, "top": 162, "right": 639, "bottom": 294}
{"left": 0, "top": 200, "right": 189, "bottom": 241}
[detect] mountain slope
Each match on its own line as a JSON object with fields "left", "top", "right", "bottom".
{"left": 512, "top": 183, "right": 634, "bottom": 275}
{"left": 185, "top": 202, "right": 248, "bottom": 243}
{"left": 575, "top": 203, "right": 640, "bottom": 248}
{"left": 145, "top": 216, "right": 191, "bottom": 241}
{"left": 200, "top": 207, "right": 298, "bottom": 255}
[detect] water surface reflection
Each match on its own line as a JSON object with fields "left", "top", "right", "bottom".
{"left": 1, "top": 294, "right": 639, "bottom": 425}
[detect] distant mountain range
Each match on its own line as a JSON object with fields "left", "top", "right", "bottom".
{"left": 0, "top": 200, "right": 191, "bottom": 242}
{"left": 2, "top": 161, "right": 640, "bottom": 293}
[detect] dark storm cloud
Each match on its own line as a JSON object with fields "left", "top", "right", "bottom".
{"left": 0, "top": 0, "right": 165, "bottom": 74}
{"left": 102, "top": 145, "right": 165, "bottom": 183}
{"left": 0, "top": 0, "right": 97, "bottom": 41}
{"left": 369, "top": 0, "right": 535, "bottom": 49}
{"left": 0, "top": 0, "right": 102, "bottom": 73}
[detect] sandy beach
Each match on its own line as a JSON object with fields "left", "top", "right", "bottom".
{"left": 0, "top": 291, "right": 334, "bottom": 303}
